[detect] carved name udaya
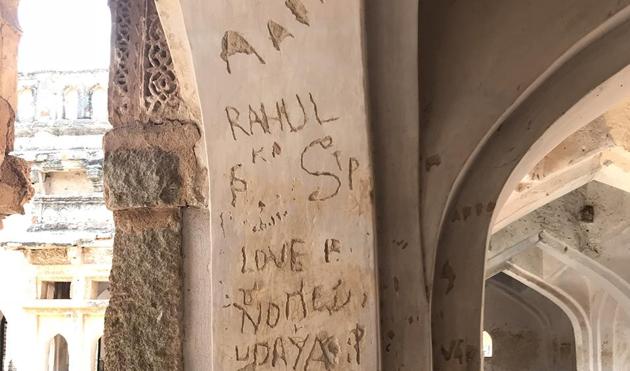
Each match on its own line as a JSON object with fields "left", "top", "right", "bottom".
{"left": 235, "top": 324, "right": 365, "bottom": 370}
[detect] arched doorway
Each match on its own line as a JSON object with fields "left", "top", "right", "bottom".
{"left": 47, "top": 334, "right": 69, "bottom": 371}
{"left": 483, "top": 273, "right": 577, "bottom": 370}
{"left": 89, "top": 85, "right": 107, "bottom": 122}
{"left": 431, "top": 9, "right": 630, "bottom": 371}
{"left": 482, "top": 331, "right": 492, "bottom": 359}
{"left": 17, "top": 87, "right": 35, "bottom": 122}
{"left": 62, "top": 87, "right": 79, "bottom": 120}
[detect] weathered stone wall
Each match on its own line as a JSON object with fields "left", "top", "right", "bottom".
{"left": 0, "top": 0, "right": 33, "bottom": 226}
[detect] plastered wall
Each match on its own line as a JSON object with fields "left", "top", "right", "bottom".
{"left": 484, "top": 274, "right": 576, "bottom": 371}
{"left": 180, "top": 1, "right": 379, "bottom": 369}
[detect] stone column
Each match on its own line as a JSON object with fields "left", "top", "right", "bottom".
{"left": 0, "top": 0, "right": 33, "bottom": 227}
{"left": 102, "top": 1, "right": 206, "bottom": 370}
{"left": 179, "top": 1, "right": 380, "bottom": 370}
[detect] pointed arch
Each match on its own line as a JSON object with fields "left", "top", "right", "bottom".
{"left": 432, "top": 11, "right": 630, "bottom": 370}
{"left": 47, "top": 334, "right": 69, "bottom": 371}
{"left": 17, "top": 87, "right": 35, "bottom": 122}
{"left": 89, "top": 85, "right": 107, "bottom": 121}
{"left": 62, "top": 86, "right": 79, "bottom": 120}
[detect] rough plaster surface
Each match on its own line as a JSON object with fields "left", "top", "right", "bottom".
{"left": 496, "top": 181, "right": 630, "bottom": 284}
{"left": 484, "top": 274, "right": 576, "bottom": 371}
{"left": 494, "top": 182, "right": 622, "bottom": 257}
{"left": 104, "top": 209, "right": 183, "bottom": 371}
{"left": 487, "top": 175, "right": 630, "bottom": 370}
{"left": 528, "top": 118, "right": 613, "bottom": 180}
{"left": 522, "top": 102, "right": 630, "bottom": 183}
{"left": 601, "top": 100, "right": 630, "bottom": 151}
{"left": 180, "top": 1, "right": 379, "bottom": 369}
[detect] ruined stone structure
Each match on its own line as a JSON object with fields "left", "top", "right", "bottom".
{"left": 4, "top": 0, "right": 630, "bottom": 370}
{"left": 0, "top": 69, "right": 112, "bottom": 370}
{"left": 0, "top": 0, "right": 32, "bottom": 227}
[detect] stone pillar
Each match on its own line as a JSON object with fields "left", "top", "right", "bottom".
{"left": 104, "top": 209, "right": 184, "bottom": 370}
{"left": 364, "top": 2, "right": 431, "bottom": 370}
{"left": 0, "top": 0, "right": 33, "bottom": 227}
{"left": 103, "top": 1, "right": 206, "bottom": 369}
{"left": 178, "top": 1, "right": 380, "bottom": 370}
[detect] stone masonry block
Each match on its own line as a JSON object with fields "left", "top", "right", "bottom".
{"left": 103, "top": 121, "right": 207, "bottom": 210}
{"left": 104, "top": 209, "right": 183, "bottom": 371}
{"left": 105, "top": 148, "right": 182, "bottom": 207}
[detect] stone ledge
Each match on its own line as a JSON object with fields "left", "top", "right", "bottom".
{"left": 103, "top": 121, "right": 207, "bottom": 210}
{"left": 15, "top": 121, "right": 111, "bottom": 137}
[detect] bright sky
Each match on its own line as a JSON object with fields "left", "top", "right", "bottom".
{"left": 18, "top": 0, "right": 111, "bottom": 72}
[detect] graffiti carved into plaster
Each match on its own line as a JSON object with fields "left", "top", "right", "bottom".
{"left": 219, "top": 1, "right": 332, "bottom": 74}
{"left": 221, "top": 31, "right": 266, "bottom": 74}
{"left": 216, "top": 90, "right": 374, "bottom": 371}
{"left": 176, "top": 0, "right": 379, "bottom": 369}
